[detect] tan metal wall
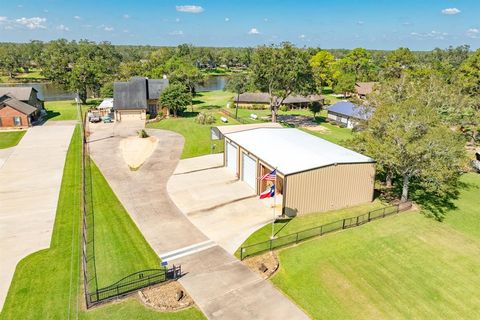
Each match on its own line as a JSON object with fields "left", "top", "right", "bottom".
{"left": 284, "top": 162, "right": 375, "bottom": 216}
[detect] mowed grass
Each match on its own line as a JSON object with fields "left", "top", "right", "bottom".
{"left": 89, "top": 161, "right": 160, "bottom": 288}
{"left": 235, "top": 199, "right": 387, "bottom": 258}
{"left": 0, "top": 126, "right": 205, "bottom": 320}
{"left": 269, "top": 173, "right": 480, "bottom": 320}
{"left": 45, "top": 99, "right": 99, "bottom": 121}
{"left": 147, "top": 90, "right": 240, "bottom": 159}
{"left": 0, "top": 131, "right": 26, "bottom": 149}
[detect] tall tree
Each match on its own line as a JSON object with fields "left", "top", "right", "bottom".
{"left": 309, "top": 50, "right": 335, "bottom": 93}
{"left": 166, "top": 58, "right": 205, "bottom": 111}
{"left": 250, "top": 42, "right": 314, "bottom": 122}
{"left": 225, "top": 73, "right": 250, "bottom": 119}
{"left": 336, "top": 48, "right": 372, "bottom": 81}
{"left": 384, "top": 47, "right": 415, "bottom": 78}
{"left": 334, "top": 73, "right": 356, "bottom": 97}
{"left": 158, "top": 82, "right": 192, "bottom": 117}
{"left": 0, "top": 44, "right": 22, "bottom": 78}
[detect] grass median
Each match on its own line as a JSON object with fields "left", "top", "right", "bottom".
{"left": 0, "top": 131, "right": 26, "bottom": 149}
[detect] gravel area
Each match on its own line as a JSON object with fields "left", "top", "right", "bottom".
{"left": 242, "top": 252, "right": 279, "bottom": 279}
{"left": 138, "top": 281, "right": 194, "bottom": 311}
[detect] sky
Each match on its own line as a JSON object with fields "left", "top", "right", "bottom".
{"left": 1, "top": 0, "right": 480, "bottom": 50}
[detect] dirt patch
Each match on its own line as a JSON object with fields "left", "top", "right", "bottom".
{"left": 138, "top": 281, "right": 194, "bottom": 311}
{"left": 119, "top": 135, "right": 158, "bottom": 170}
{"left": 242, "top": 251, "right": 279, "bottom": 279}
{"left": 305, "top": 125, "right": 331, "bottom": 133}
{"left": 277, "top": 115, "right": 317, "bottom": 127}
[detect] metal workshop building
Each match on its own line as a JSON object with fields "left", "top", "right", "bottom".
{"left": 216, "top": 126, "right": 375, "bottom": 216}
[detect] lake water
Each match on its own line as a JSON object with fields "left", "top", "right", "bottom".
{"left": 0, "top": 75, "right": 228, "bottom": 101}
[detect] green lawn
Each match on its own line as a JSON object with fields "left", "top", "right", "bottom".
{"left": 89, "top": 161, "right": 160, "bottom": 287}
{"left": 0, "top": 131, "right": 26, "bottom": 149}
{"left": 269, "top": 173, "right": 480, "bottom": 320}
{"left": 44, "top": 99, "right": 99, "bottom": 121}
{"left": 235, "top": 200, "right": 387, "bottom": 258}
{"left": 147, "top": 90, "right": 240, "bottom": 159}
{"left": 0, "top": 126, "right": 205, "bottom": 320}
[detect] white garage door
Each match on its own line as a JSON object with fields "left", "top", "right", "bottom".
{"left": 226, "top": 142, "right": 238, "bottom": 174}
{"left": 119, "top": 111, "right": 143, "bottom": 121}
{"left": 242, "top": 152, "right": 257, "bottom": 191}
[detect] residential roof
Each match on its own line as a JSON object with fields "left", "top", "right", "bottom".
{"left": 113, "top": 77, "right": 169, "bottom": 110}
{"left": 225, "top": 128, "right": 374, "bottom": 175}
{"left": 328, "top": 101, "right": 372, "bottom": 120}
{"left": 0, "top": 86, "right": 37, "bottom": 101}
{"left": 0, "top": 94, "right": 37, "bottom": 115}
{"left": 355, "top": 82, "right": 377, "bottom": 96}
{"left": 233, "top": 92, "right": 324, "bottom": 105}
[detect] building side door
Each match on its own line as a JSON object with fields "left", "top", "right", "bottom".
{"left": 242, "top": 152, "right": 257, "bottom": 191}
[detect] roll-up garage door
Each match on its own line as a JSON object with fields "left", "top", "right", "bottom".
{"left": 226, "top": 142, "right": 238, "bottom": 174}
{"left": 242, "top": 152, "right": 257, "bottom": 191}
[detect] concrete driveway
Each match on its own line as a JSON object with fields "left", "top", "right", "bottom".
{"left": 168, "top": 154, "right": 280, "bottom": 254}
{"left": 88, "top": 124, "right": 308, "bottom": 320}
{"left": 0, "top": 124, "right": 75, "bottom": 310}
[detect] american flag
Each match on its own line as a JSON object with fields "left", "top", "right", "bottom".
{"left": 259, "top": 169, "right": 276, "bottom": 181}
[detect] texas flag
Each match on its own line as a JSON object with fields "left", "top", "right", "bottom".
{"left": 260, "top": 184, "right": 275, "bottom": 199}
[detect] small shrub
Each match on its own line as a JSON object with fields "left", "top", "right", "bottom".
{"left": 279, "top": 105, "right": 289, "bottom": 112}
{"left": 138, "top": 129, "right": 149, "bottom": 138}
{"left": 195, "top": 112, "right": 216, "bottom": 125}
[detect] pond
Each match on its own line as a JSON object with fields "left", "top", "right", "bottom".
{"left": 0, "top": 75, "right": 228, "bottom": 101}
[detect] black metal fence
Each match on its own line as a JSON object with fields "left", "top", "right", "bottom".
{"left": 240, "top": 203, "right": 412, "bottom": 260}
{"left": 80, "top": 113, "right": 180, "bottom": 308}
{"left": 87, "top": 266, "right": 182, "bottom": 304}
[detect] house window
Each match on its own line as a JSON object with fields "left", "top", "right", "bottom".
{"left": 13, "top": 116, "right": 22, "bottom": 126}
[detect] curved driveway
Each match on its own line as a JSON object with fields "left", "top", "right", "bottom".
{"left": 88, "top": 122, "right": 309, "bottom": 320}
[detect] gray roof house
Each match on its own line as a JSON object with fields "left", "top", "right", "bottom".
{"left": 113, "top": 77, "right": 169, "bottom": 121}
{"left": 0, "top": 86, "right": 44, "bottom": 111}
{"left": 327, "top": 101, "right": 373, "bottom": 129}
{"left": 233, "top": 92, "right": 324, "bottom": 108}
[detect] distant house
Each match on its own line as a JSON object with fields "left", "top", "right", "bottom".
{"left": 0, "top": 87, "right": 44, "bottom": 129}
{"left": 233, "top": 92, "right": 324, "bottom": 109}
{"left": 97, "top": 98, "right": 113, "bottom": 116}
{"left": 0, "top": 87, "right": 44, "bottom": 110}
{"left": 355, "top": 82, "right": 377, "bottom": 99}
{"left": 327, "top": 101, "right": 372, "bottom": 129}
{"left": 0, "top": 94, "right": 39, "bottom": 128}
{"left": 113, "top": 76, "right": 169, "bottom": 121}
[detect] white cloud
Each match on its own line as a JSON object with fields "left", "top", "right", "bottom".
{"left": 176, "top": 5, "right": 204, "bottom": 13}
{"left": 169, "top": 30, "right": 184, "bottom": 35}
{"left": 74, "top": 15, "right": 81, "bottom": 20}
{"left": 104, "top": 26, "right": 114, "bottom": 31}
{"left": 467, "top": 28, "right": 480, "bottom": 38}
{"left": 4, "top": 25, "right": 13, "bottom": 30}
{"left": 175, "top": 18, "right": 180, "bottom": 22}
{"left": 248, "top": 27, "right": 260, "bottom": 35}
{"left": 16, "top": 17, "right": 47, "bottom": 29}
{"left": 225, "top": 17, "right": 230, "bottom": 22}
{"left": 299, "top": 34, "right": 306, "bottom": 39}
{"left": 357, "top": 21, "right": 364, "bottom": 25}
{"left": 57, "top": 24, "right": 69, "bottom": 31}
{"left": 410, "top": 30, "right": 448, "bottom": 40}
{"left": 43, "top": 9, "right": 49, "bottom": 13}
{"left": 264, "top": 18, "right": 268, "bottom": 22}
{"left": 123, "top": 14, "right": 130, "bottom": 19}
{"left": 441, "top": 8, "right": 460, "bottom": 15}
{"left": 0, "top": 16, "right": 7, "bottom": 22}
{"left": 17, "top": 4, "right": 23, "bottom": 8}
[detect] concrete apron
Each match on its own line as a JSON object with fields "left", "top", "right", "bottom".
{"left": 87, "top": 125, "right": 309, "bottom": 320}
{"left": 0, "top": 124, "right": 75, "bottom": 310}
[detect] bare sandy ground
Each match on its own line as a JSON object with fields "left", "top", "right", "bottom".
{"left": 119, "top": 136, "right": 158, "bottom": 170}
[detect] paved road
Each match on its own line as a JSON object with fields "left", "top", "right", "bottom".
{"left": 0, "top": 124, "right": 75, "bottom": 310}
{"left": 88, "top": 123, "right": 309, "bottom": 320}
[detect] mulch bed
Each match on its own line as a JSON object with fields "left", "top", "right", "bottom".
{"left": 138, "top": 280, "right": 194, "bottom": 311}
{"left": 242, "top": 251, "right": 280, "bottom": 279}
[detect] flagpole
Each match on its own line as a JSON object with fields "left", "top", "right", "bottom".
{"left": 271, "top": 167, "right": 277, "bottom": 239}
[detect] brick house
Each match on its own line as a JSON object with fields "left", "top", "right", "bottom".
{"left": 0, "top": 87, "right": 44, "bottom": 111}
{"left": 0, "top": 94, "right": 38, "bottom": 129}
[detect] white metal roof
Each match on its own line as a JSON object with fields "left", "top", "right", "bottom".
{"left": 98, "top": 98, "right": 113, "bottom": 109}
{"left": 225, "top": 128, "right": 374, "bottom": 175}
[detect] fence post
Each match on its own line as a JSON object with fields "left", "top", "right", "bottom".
{"left": 368, "top": 212, "right": 371, "bottom": 222}
{"left": 240, "top": 247, "right": 243, "bottom": 260}
{"left": 356, "top": 216, "right": 359, "bottom": 226}
{"left": 269, "top": 239, "right": 272, "bottom": 251}
{"left": 296, "top": 233, "right": 299, "bottom": 244}
{"left": 342, "top": 219, "right": 346, "bottom": 229}
{"left": 320, "top": 225, "right": 323, "bottom": 236}
{"left": 383, "top": 207, "right": 386, "bottom": 218}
